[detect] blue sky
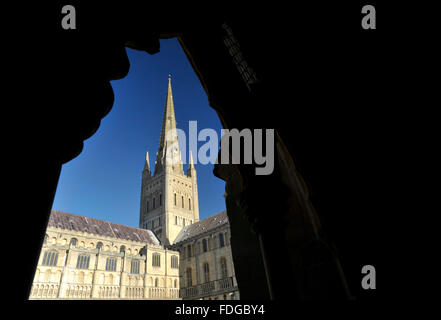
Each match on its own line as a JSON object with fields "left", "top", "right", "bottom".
{"left": 52, "top": 39, "right": 226, "bottom": 227}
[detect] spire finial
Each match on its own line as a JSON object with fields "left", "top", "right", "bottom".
{"left": 168, "top": 74, "right": 172, "bottom": 84}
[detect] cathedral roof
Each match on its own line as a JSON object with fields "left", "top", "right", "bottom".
{"left": 173, "top": 211, "right": 229, "bottom": 244}
{"left": 48, "top": 210, "right": 160, "bottom": 245}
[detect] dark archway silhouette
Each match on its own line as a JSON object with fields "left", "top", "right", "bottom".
{"left": 20, "top": 3, "right": 389, "bottom": 303}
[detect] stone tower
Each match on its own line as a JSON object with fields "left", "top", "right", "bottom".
{"left": 139, "top": 76, "right": 200, "bottom": 246}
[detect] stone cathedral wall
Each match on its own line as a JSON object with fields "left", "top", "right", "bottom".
{"left": 29, "top": 226, "right": 180, "bottom": 300}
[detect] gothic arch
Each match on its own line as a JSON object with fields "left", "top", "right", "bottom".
{"left": 55, "top": 270, "right": 62, "bottom": 282}
{"left": 24, "top": 24, "right": 361, "bottom": 301}
{"left": 69, "top": 238, "right": 77, "bottom": 247}
{"left": 78, "top": 271, "right": 84, "bottom": 283}
{"left": 43, "top": 269, "right": 51, "bottom": 282}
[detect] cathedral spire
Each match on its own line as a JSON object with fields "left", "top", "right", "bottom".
{"left": 154, "top": 75, "right": 183, "bottom": 175}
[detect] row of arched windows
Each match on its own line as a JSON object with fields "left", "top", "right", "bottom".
{"left": 144, "top": 217, "right": 162, "bottom": 230}
{"left": 146, "top": 193, "right": 162, "bottom": 212}
{"left": 99, "top": 286, "right": 119, "bottom": 298}
{"left": 34, "top": 269, "right": 62, "bottom": 283}
{"left": 41, "top": 251, "right": 169, "bottom": 274}
{"left": 30, "top": 284, "right": 59, "bottom": 298}
{"left": 42, "top": 251, "right": 58, "bottom": 266}
{"left": 181, "top": 232, "right": 228, "bottom": 259}
{"left": 126, "top": 287, "right": 143, "bottom": 298}
{"left": 174, "top": 193, "right": 191, "bottom": 210}
{"left": 45, "top": 234, "right": 141, "bottom": 255}
{"left": 143, "top": 276, "right": 177, "bottom": 288}
{"left": 185, "top": 257, "right": 229, "bottom": 287}
{"left": 174, "top": 215, "right": 193, "bottom": 226}
{"left": 65, "top": 285, "right": 91, "bottom": 298}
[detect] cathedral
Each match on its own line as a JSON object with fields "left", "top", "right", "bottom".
{"left": 29, "top": 77, "right": 239, "bottom": 300}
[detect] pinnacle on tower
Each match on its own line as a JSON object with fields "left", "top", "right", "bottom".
{"left": 187, "top": 151, "right": 196, "bottom": 177}
{"left": 189, "top": 151, "right": 195, "bottom": 168}
{"left": 143, "top": 151, "right": 151, "bottom": 175}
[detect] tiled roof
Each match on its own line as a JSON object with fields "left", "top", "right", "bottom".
{"left": 173, "top": 211, "right": 228, "bottom": 244}
{"left": 48, "top": 210, "right": 160, "bottom": 245}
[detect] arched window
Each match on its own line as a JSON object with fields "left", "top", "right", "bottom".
{"left": 175, "top": 216, "right": 178, "bottom": 225}
{"left": 155, "top": 278, "right": 159, "bottom": 287}
{"left": 181, "top": 247, "right": 186, "bottom": 259}
{"left": 96, "top": 242, "right": 103, "bottom": 250}
{"left": 171, "top": 255, "right": 178, "bottom": 269}
{"left": 106, "top": 258, "right": 117, "bottom": 271}
{"left": 203, "top": 263, "right": 210, "bottom": 283}
{"left": 202, "top": 239, "right": 208, "bottom": 252}
{"left": 187, "top": 244, "right": 192, "bottom": 258}
{"left": 42, "top": 251, "right": 58, "bottom": 266}
{"left": 220, "top": 257, "right": 228, "bottom": 278}
{"left": 76, "top": 254, "right": 90, "bottom": 269}
{"left": 70, "top": 238, "right": 77, "bottom": 247}
{"left": 146, "top": 201, "right": 149, "bottom": 212}
{"left": 174, "top": 193, "right": 177, "bottom": 206}
{"left": 120, "top": 245, "right": 126, "bottom": 253}
{"left": 182, "top": 196, "right": 184, "bottom": 208}
{"left": 152, "top": 253, "right": 161, "bottom": 267}
{"left": 159, "top": 194, "right": 162, "bottom": 206}
{"left": 78, "top": 271, "right": 85, "bottom": 283}
{"left": 186, "top": 268, "right": 192, "bottom": 287}
{"left": 219, "top": 233, "right": 225, "bottom": 248}
{"left": 188, "top": 198, "right": 191, "bottom": 210}
{"left": 130, "top": 260, "right": 140, "bottom": 274}
{"left": 153, "top": 197, "right": 156, "bottom": 209}
{"left": 174, "top": 279, "right": 177, "bottom": 288}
